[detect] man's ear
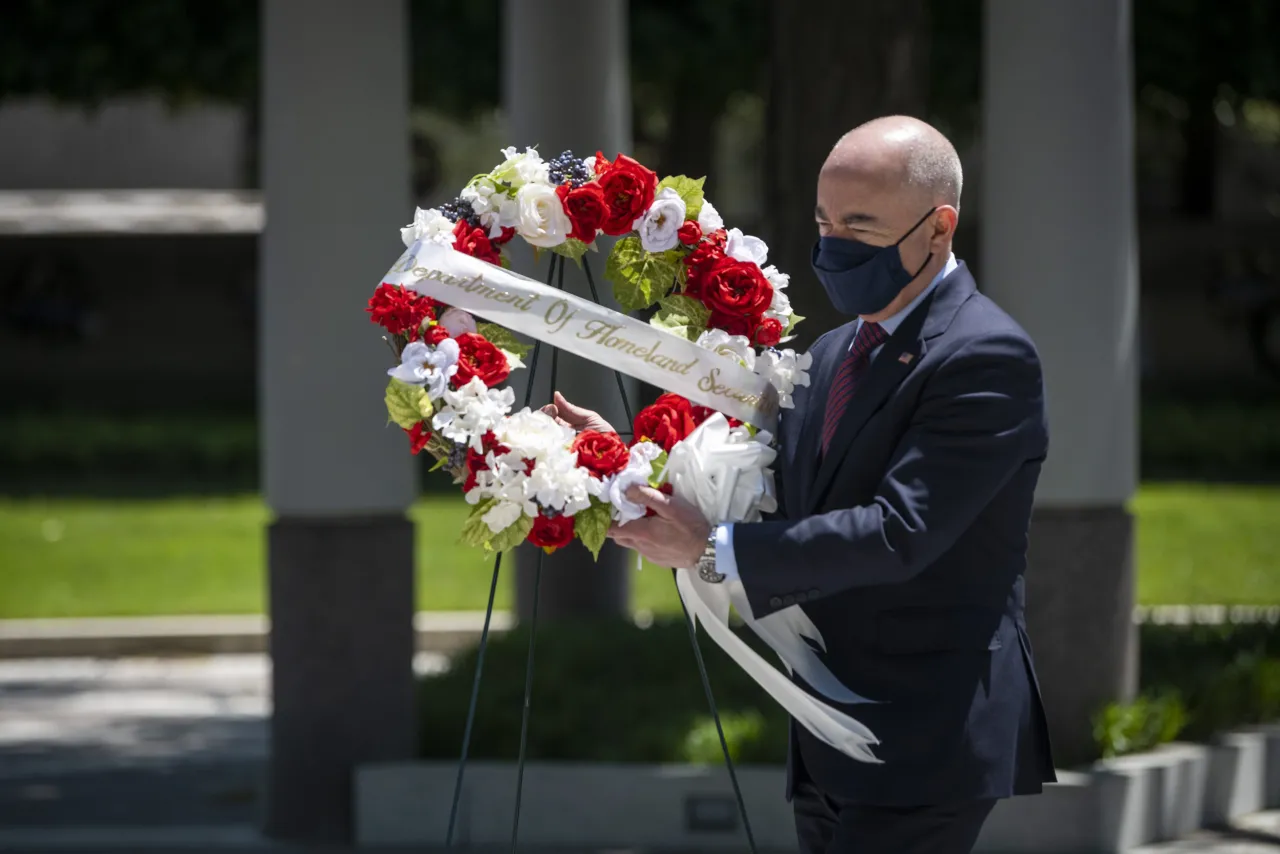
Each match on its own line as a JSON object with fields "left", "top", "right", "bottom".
{"left": 931, "top": 206, "right": 959, "bottom": 247}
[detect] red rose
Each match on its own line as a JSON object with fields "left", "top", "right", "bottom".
{"left": 708, "top": 310, "right": 755, "bottom": 338}
{"left": 682, "top": 240, "right": 727, "bottom": 298}
{"left": 689, "top": 404, "right": 743, "bottom": 430}
{"left": 423, "top": 324, "right": 451, "bottom": 345}
{"left": 463, "top": 431, "right": 511, "bottom": 492}
{"left": 452, "top": 220, "right": 502, "bottom": 265}
{"left": 527, "top": 513, "right": 575, "bottom": 553}
{"left": 632, "top": 393, "right": 698, "bottom": 452}
{"left": 452, "top": 332, "right": 511, "bottom": 388}
{"left": 677, "top": 221, "right": 703, "bottom": 246}
{"left": 556, "top": 182, "right": 608, "bottom": 243}
{"left": 594, "top": 152, "right": 658, "bottom": 235}
{"left": 404, "top": 423, "right": 432, "bottom": 454}
{"left": 645, "top": 482, "right": 675, "bottom": 518}
{"left": 754, "top": 317, "right": 784, "bottom": 347}
{"left": 701, "top": 258, "right": 774, "bottom": 318}
{"left": 570, "top": 429, "right": 630, "bottom": 478}
{"left": 492, "top": 226, "right": 517, "bottom": 245}
{"left": 367, "top": 283, "right": 436, "bottom": 336}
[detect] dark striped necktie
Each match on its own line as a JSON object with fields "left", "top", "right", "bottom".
{"left": 820, "top": 321, "right": 889, "bottom": 455}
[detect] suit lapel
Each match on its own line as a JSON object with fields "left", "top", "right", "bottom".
{"left": 793, "top": 322, "right": 859, "bottom": 514}
{"left": 804, "top": 262, "right": 978, "bottom": 514}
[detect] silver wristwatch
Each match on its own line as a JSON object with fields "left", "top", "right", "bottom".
{"left": 695, "top": 527, "right": 725, "bottom": 584}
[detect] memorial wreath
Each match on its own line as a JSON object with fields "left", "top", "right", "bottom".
{"left": 366, "top": 146, "right": 814, "bottom": 560}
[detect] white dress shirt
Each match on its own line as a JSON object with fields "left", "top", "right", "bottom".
{"left": 712, "top": 253, "right": 959, "bottom": 583}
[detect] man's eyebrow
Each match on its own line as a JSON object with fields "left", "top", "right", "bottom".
{"left": 814, "top": 205, "right": 878, "bottom": 225}
{"left": 840, "top": 211, "right": 879, "bottom": 226}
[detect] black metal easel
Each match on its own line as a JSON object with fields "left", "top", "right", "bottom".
{"left": 442, "top": 253, "right": 759, "bottom": 852}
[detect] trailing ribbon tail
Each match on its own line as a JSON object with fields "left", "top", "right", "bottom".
{"left": 677, "top": 570, "right": 882, "bottom": 764}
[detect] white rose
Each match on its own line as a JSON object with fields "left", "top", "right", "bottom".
{"left": 725, "top": 227, "right": 769, "bottom": 266}
{"left": 604, "top": 441, "right": 666, "bottom": 525}
{"left": 633, "top": 187, "right": 687, "bottom": 253}
{"left": 439, "top": 308, "right": 478, "bottom": 337}
{"left": 515, "top": 182, "right": 572, "bottom": 248}
{"left": 695, "top": 328, "right": 756, "bottom": 370}
{"left": 400, "top": 207, "right": 455, "bottom": 248}
{"left": 697, "top": 199, "right": 724, "bottom": 235}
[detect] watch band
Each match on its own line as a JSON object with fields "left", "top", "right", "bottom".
{"left": 695, "top": 527, "right": 725, "bottom": 584}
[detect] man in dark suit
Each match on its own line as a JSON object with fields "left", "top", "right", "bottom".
{"left": 552, "top": 116, "right": 1056, "bottom": 853}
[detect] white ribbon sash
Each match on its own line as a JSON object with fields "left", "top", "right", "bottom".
{"left": 382, "top": 242, "right": 779, "bottom": 432}
{"left": 663, "top": 415, "right": 882, "bottom": 764}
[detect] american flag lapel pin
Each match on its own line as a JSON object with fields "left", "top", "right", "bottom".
{"left": 898, "top": 352, "right": 915, "bottom": 364}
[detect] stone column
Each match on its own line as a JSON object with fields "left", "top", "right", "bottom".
{"left": 504, "top": 0, "right": 633, "bottom": 620}
{"left": 260, "top": 0, "right": 416, "bottom": 841}
{"left": 981, "top": 0, "right": 1139, "bottom": 766}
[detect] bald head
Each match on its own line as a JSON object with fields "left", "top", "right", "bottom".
{"left": 813, "top": 116, "right": 962, "bottom": 321}
{"left": 826, "top": 116, "right": 963, "bottom": 209}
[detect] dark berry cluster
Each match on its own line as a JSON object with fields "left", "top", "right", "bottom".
{"left": 547, "top": 150, "right": 593, "bottom": 187}
{"left": 437, "top": 196, "right": 481, "bottom": 227}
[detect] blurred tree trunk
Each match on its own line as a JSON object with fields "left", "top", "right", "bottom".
{"left": 764, "top": 0, "right": 930, "bottom": 348}
{"left": 659, "top": 94, "right": 721, "bottom": 191}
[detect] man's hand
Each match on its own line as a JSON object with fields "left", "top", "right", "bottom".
{"left": 608, "top": 485, "right": 711, "bottom": 569}
{"left": 540, "top": 391, "right": 617, "bottom": 434}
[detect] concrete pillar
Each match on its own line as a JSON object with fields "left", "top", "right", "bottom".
{"left": 982, "top": 0, "right": 1140, "bottom": 766}
{"left": 260, "top": 0, "right": 416, "bottom": 841}
{"left": 504, "top": 0, "right": 634, "bottom": 620}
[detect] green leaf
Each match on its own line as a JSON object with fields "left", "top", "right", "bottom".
{"left": 487, "top": 513, "right": 535, "bottom": 553}
{"left": 551, "top": 238, "right": 592, "bottom": 267}
{"left": 647, "top": 449, "right": 669, "bottom": 486}
{"left": 459, "top": 497, "right": 535, "bottom": 553}
{"left": 477, "top": 323, "right": 533, "bottom": 359}
{"left": 651, "top": 295, "right": 711, "bottom": 342}
{"left": 385, "top": 378, "right": 431, "bottom": 429}
{"left": 783, "top": 312, "right": 805, "bottom": 337}
{"left": 573, "top": 499, "right": 613, "bottom": 560}
{"left": 657, "top": 174, "right": 706, "bottom": 220}
{"left": 605, "top": 236, "right": 682, "bottom": 312}
{"left": 499, "top": 253, "right": 512, "bottom": 270}
{"left": 459, "top": 499, "right": 499, "bottom": 548}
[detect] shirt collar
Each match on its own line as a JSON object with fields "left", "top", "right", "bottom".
{"left": 858, "top": 252, "right": 958, "bottom": 337}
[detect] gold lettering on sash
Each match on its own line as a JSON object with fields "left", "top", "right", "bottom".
{"left": 544, "top": 299, "right": 577, "bottom": 335}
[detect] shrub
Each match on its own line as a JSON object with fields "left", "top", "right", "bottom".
{"left": 418, "top": 617, "right": 788, "bottom": 764}
{"left": 1093, "top": 692, "right": 1188, "bottom": 759}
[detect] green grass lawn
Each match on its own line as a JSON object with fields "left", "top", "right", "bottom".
{"left": 0, "top": 483, "right": 1276, "bottom": 619}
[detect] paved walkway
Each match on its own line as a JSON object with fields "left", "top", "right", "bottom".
{"left": 0, "top": 655, "right": 1276, "bottom": 852}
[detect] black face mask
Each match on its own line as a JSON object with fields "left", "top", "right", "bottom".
{"left": 810, "top": 207, "right": 938, "bottom": 316}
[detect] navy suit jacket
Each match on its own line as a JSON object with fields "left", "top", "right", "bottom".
{"left": 734, "top": 261, "right": 1056, "bottom": 806}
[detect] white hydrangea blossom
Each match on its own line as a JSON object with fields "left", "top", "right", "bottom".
{"left": 387, "top": 338, "right": 460, "bottom": 401}
{"left": 432, "top": 377, "right": 515, "bottom": 451}
{"left": 400, "top": 207, "right": 456, "bottom": 249}
{"left": 492, "top": 146, "right": 550, "bottom": 189}
{"left": 493, "top": 408, "right": 575, "bottom": 461}
{"left": 524, "top": 445, "right": 597, "bottom": 517}
{"left": 695, "top": 328, "right": 757, "bottom": 370}
{"left": 757, "top": 348, "right": 813, "bottom": 410}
